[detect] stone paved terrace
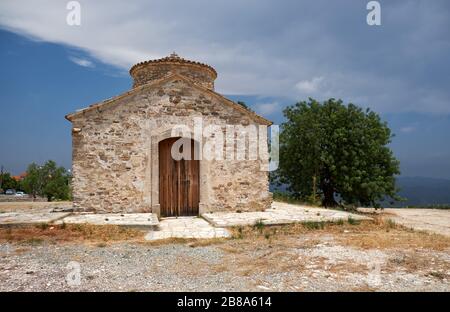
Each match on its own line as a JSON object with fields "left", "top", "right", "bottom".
{"left": 0, "top": 212, "right": 71, "bottom": 226}
{"left": 54, "top": 213, "right": 159, "bottom": 228}
{"left": 145, "top": 217, "right": 230, "bottom": 240}
{"left": 202, "top": 201, "right": 371, "bottom": 227}
{"left": 0, "top": 202, "right": 371, "bottom": 240}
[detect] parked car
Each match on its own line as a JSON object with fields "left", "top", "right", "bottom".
{"left": 5, "top": 189, "right": 16, "bottom": 195}
{"left": 15, "top": 191, "right": 27, "bottom": 197}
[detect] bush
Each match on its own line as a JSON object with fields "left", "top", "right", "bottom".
{"left": 347, "top": 216, "right": 360, "bottom": 225}
{"left": 303, "top": 221, "right": 324, "bottom": 230}
{"left": 253, "top": 219, "right": 265, "bottom": 233}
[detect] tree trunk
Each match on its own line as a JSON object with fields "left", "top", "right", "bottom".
{"left": 322, "top": 185, "right": 337, "bottom": 207}
{"left": 321, "top": 170, "right": 338, "bottom": 207}
{"left": 312, "top": 175, "right": 317, "bottom": 199}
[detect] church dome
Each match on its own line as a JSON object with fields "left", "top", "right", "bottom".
{"left": 129, "top": 53, "right": 217, "bottom": 90}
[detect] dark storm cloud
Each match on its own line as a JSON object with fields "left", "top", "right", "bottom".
{"left": 0, "top": 0, "right": 449, "bottom": 113}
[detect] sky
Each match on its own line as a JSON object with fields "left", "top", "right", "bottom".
{"left": 0, "top": 0, "right": 449, "bottom": 178}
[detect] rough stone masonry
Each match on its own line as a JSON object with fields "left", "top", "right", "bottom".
{"left": 66, "top": 53, "right": 273, "bottom": 216}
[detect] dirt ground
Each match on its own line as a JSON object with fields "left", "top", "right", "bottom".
{"left": 1, "top": 218, "right": 449, "bottom": 291}
{"left": 359, "top": 207, "right": 450, "bottom": 237}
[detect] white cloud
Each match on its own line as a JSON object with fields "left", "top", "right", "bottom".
{"left": 400, "top": 126, "right": 416, "bottom": 133}
{"left": 0, "top": 0, "right": 448, "bottom": 114}
{"left": 69, "top": 56, "right": 94, "bottom": 68}
{"left": 295, "top": 76, "right": 323, "bottom": 93}
{"left": 254, "top": 102, "right": 280, "bottom": 116}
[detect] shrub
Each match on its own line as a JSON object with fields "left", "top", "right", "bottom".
{"left": 347, "top": 216, "right": 360, "bottom": 225}
{"left": 303, "top": 221, "right": 324, "bottom": 230}
{"left": 253, "top": 219, "right": 265, "bottom": 233}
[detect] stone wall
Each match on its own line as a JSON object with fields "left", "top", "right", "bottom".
{"left": 70, "top": 77, "right": 272, "bottom": 214}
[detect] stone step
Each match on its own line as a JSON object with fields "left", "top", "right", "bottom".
{"left": 144, "top": 217, "right": 230, "bottom": 240}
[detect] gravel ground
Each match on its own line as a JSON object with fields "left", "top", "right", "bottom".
{"left": 1, "top": 234, "right": 449, "bottom": 292}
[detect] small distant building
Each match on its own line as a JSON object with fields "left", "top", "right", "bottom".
{"left": 66, "top": 53, "right": 272, "bottom": 217}
{"left": 12, "top": 172, "right": 27, "bottom": 182}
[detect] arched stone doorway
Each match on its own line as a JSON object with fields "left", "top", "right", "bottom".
{"left": 158, "top": 137, "right": 200, "bottom": 217}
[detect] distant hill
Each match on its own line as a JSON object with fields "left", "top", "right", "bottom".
{"left": 390, "top": 176, "right": 450, "bottom": 207}
{"left": 270, "top": 176, "right": 450, "bottom": 208}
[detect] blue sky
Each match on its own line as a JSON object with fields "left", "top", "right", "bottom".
{"left": 0, "top": 0, "right": 449, "bottom": 178}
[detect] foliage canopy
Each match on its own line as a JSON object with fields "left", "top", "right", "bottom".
{"left": 275, "top": 98, "right": 401, "bottom": 208}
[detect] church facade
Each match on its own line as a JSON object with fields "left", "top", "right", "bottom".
{"left": 66, "top": 53, "right": 272, "bottom": 217}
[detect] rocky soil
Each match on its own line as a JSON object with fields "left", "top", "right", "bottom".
{"left": 1, "top": 231, "right": 449, "bottom": 291}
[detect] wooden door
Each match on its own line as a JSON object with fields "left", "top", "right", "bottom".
{"left": 159, "top": 137, "right": 199, "bottom": 217}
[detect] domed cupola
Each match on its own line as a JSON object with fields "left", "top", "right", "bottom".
{"left": 129, "top": 52, "right": 217, "bottom": 90}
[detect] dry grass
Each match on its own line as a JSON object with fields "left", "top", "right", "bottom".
{"left": 336, "top": 230, "right": 450, "bottom": 250}
{"left": 141, "top": 237, "right": 226, "bottom": 247}
{"left": 1, "top": 215, "right": 449, "bottom": 289}
{"left": 351, "top": 285, "right": 377, "bottom": 292}
{"left": 186, "top": 238, "right": 226, "bottom": 247}
{"left": 227, "top": 216, "right": 450, "bottom": 251}
{"left": 209, "top": 217, "right": 450, "bottom": 282}
{"left": 336, "top": 217, "right": 450, "bottom": 250}
{"left": 139, "top": 237, "right": 191, "bottom": 246}
{"left": 12, "top": 247, "right": 30, "bottom": 255}
{"left": 1, "top": 213, "right": 449, "bottom": 252}
{"left": 228, "top": 219, "right": 362, "bottom": 239}
{"left": 387, "top": 252, "right": 450, "bottom": 276}
{"left": 213, "top": 244, "right": 306, "bottom": 277}
{"left": 327, "top": 262, "right": 369, "bottom": 275}
{"left": 0, "top": 223, "right": 145, "bottom": 245}
{"left": 426, "top": 271, "right": 448, "bottom": 280}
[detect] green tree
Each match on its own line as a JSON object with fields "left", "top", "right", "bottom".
{"left": 21, "top": 163, "right": 43, "bottom": 198}
{"left": 0, "top": 172, "right": 19, "bottom": 191}
{"left": 276, "top": 98, "right": 401, "bottom": 208}
{"left": 41, "top": 161, "right": 71, "bottom": 201}
{"left": 21, "top": 161, "right": 71, "bottom": 201}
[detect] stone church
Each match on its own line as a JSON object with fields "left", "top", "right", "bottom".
{"left": 66, "top": 53, "right": 272, "bottom": 217}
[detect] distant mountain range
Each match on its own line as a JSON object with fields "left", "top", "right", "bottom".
{"left": 271, "top": 176, "right": 450, "bottom": 207}
{"left": 390, "top": 176, "right": 450, "bottom": 207}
